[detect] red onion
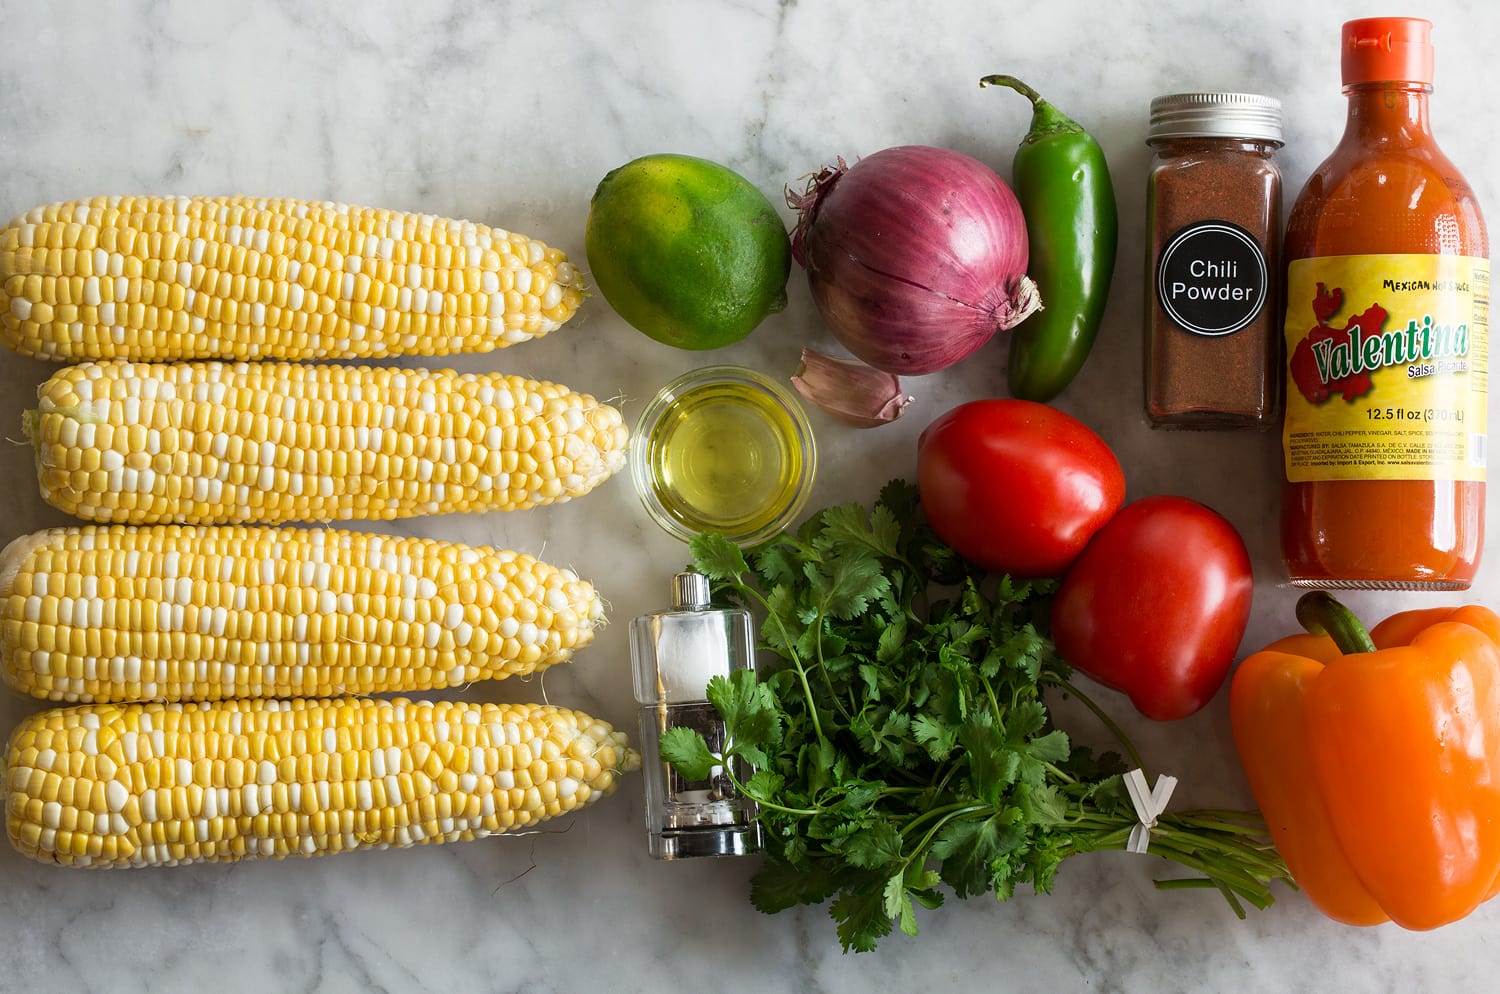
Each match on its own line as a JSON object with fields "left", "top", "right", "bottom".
{"left": 788, "top": 145, "right": 1040, "bottom": 376}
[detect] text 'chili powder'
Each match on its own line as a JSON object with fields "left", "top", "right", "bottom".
{"left": 1145, "top": 92, "right": 1284, "bottom": 430}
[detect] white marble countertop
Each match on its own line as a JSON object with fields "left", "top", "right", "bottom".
{"left": 3, "top": 1, "right": 1498, "bottom": 991}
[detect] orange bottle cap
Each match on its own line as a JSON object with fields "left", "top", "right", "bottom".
{"left": 1342, "top": 17, "right": 1434, "bottom": 85}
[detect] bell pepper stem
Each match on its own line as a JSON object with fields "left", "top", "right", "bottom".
{"left": 1295, "top": 591, "right": 1378, "bottom": 655}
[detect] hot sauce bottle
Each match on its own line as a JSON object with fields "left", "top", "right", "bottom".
{"left": 1282, "top": 17, "right": 1489, "bottom": 589}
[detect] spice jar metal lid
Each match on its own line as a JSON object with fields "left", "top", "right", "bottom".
{"left": 1147, "top": 92, "right": 1283, "bottom": 145}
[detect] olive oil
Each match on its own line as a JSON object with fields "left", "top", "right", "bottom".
{"left": 633, "top": 366, "right": 816, "bottom": 546}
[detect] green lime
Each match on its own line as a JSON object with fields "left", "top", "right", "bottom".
{"left": 585, "top": 153, "right": 792, "bottom": 350}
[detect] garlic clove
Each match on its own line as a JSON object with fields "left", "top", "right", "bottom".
{"left": 791, "top": 347, "right": 912, "bottom": 428}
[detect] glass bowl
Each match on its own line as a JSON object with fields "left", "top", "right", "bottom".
{"left": 631, "top": 365, "right": 817, "bottom": 547}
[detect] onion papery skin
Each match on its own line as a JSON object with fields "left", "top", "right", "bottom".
{"left": 791, "top": 145, "right": 1038, "bottom": 376}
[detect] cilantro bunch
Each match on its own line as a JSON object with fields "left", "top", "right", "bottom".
{"left": 663, "top": 481, "right": 1292, "bottom": 952}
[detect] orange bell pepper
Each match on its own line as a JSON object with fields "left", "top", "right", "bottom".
{"left": 1230, "top": 592, "right": 1500, "bottom": 930}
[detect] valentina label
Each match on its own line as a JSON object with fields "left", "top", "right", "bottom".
{"left": 1291, "top": 284, "right": 1472, "bottom": 403}
{"left": 1282, "top": 254, "right": 1489, "bottom": 485}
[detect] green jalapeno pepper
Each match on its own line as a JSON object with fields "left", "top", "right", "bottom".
{"left": 981, "top": 75, "right": 1118, "bottom": 402}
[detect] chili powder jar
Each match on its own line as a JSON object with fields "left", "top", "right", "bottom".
{"left": 1145, "top": 92, "right": 1284, "bottom": 429}
{"left": 1282, "top": 18, "right": 1489, "bottom": 589}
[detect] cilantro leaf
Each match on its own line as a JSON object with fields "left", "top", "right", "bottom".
{"left": 839, "top": 821, "right": 905, "bottom": 870}
{"left": 707, "top": 671, "right": 783, "bottom": 758}
{"left": 806, "top": 545, "right": 888, "bottom": 620}
{"left": 875, "top": 620, "right": 907, "bottom": 664}
{"left": 800, "top": 738, "right": 840, "bottom": 795}
{"left": 1018, "top": 782, "right": 1067, "bottom": 826}
{"left": 876, "top": 478, "right": 920, "bottom": 523}
{"left": 831, "top": 780, "right": 883, "bottom": 816}
{"left": 985, "top": 624, "right": 1047, "bottom": 680}
{"left": 957, "top": 714, "right": 1011, "bottom": 805}
{"left": 689, "top": 532, "right": 750, "bottom": 581}
{"left": 818, "top": 500, "right": 902, "bottom": 560}
{"left": 1029, "top": 729, "right": 1070, "bottom": 766}
{"left": 832, "top": 883, "right": 894, "bottom": 953}
{"left": 931, "top": 809, "right": 1026, "bottom": 900}
{"left": 911, "top": 713, "right": 959, "bottom": 760}
{"left": 658, "top": 726, "right": 718, "bottom": 781}
{"left": 759, "top": 584, "right": 801, "bottom": 655}
{"left": 1007, "top": 700, "right": 1048, "bottom": 740}
{"left": 742, "top": 769, "right": 786, "bottom": 803}
{"left": 850, "top": 708, "right": 912, "bottom": 766}
{"left": 754, "top": 538, "right": 805, "bottom": 589}
{"left": 884, "top": 872, "right": 920, "bottom": 938}
{"left": 750, "top": 857, "right": 840, "bottom": 914}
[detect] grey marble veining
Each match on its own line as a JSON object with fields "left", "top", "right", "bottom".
{"left": 2, "top": 1, "right": 1498, "bottom": 991}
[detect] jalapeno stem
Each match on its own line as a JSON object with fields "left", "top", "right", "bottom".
{"left": 1295, "top": 591, "right": 1378, "bottom": 655}
{"left": 980, "top": 74, "right": 1042, "bottom": 103}
{"left": 979, "top": 74, "right": 1086, "bottom": 140}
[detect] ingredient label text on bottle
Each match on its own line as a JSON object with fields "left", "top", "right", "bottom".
{"left": 1282, "top": 254, "right": 1489, "bottom": 482}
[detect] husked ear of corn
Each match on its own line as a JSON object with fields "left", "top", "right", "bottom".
{"left": 0, "top": 524, "right": 605, "bottom": 704}
{"left": 26, "top": 360, "right": 629, "bottom": 525}
{"left": 0, "top": 196, "right": 586, "bottom": 362}
{"left": 4, "top": 696, "right": 639, "bottom": 868}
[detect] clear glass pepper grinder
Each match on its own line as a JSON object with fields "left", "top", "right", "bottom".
{"left": 629, "top": 571, "right": 762, "bottom": 859}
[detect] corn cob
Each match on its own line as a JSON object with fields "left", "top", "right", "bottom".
{"left": 0, "top": 524, "right": 604, "bottom": 704}
{"left": 0, "top": 196, "right": 586, "bottom": 362}
{"left": 4, "top": 696, "right": 638, "bottom": 868}
{"left": 26, "top": 360, "right": 629, "bottom": 525}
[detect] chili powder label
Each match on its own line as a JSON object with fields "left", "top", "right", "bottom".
{"left": 1282, "top": 254, "right": 1489, "bottom": 483}
{"left": 1155, "top": 220, "right": 1271, "bottom": 337}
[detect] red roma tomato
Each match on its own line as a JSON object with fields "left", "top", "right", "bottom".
{"left": 1051, "top": 495, "right": 1253, "bottom": 721}
{"left": 917, "top": 399, "right": 1124, "bottom": 576}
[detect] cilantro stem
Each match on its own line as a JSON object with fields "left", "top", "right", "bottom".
{"left": 744, "top": 795, "right": 823, "bottom": 818}
{"left": 1043, "top": 761, "right": 1078, "bottom": 785}
{"left": 981, "top": 679, "right": 1007, "bottom": 736}
{"left": 898, "top": 801, "right": 986, "bottom": 856}
{"left": 927, "top": 765, "right": 959, "bottom": 798}
{"left": 810, "top": 608, "right": 854, "bottom": 721}
{"left": 715, "top": 752, "right": 823, "bottom": 818}
{"left": 727, "top": 576, "right": 829, "bottom": 746}
{"left": 900, "top": 803, "right": 988, "bottom": 872}
{"left": 1054, "top": 678, "right": 1144, "bottom": 772}
{"left": 1058, "top": 809, "right": 1290, "bottom": 915}
{"left": 789, "top": 654, "right": 827, "bottom": 743}
{"left": 1171, "top": 813, "right": 1274, "bottom": 837}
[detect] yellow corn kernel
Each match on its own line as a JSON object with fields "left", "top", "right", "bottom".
{"left": 3, "top": 697, "right": 638, "bottom": 869}
{"left": 25, "top": 361, "right": 628, "bottom": 525}
{"left": 0, "top": 197, "right": 586, "bottom": 362}
{"left": 0, "top": 524, "right": 605, "bottom": 704}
